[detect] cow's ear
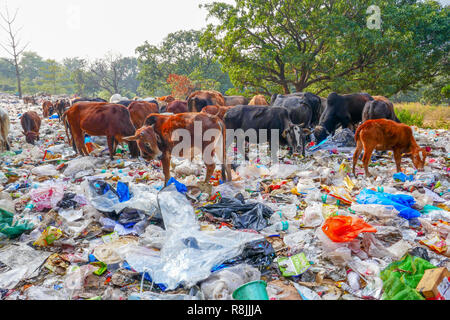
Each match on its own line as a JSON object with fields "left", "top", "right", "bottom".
{"left": 123, "top": 135, "right": 139, "bottom": 142}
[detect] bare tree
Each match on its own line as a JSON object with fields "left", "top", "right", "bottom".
{"left": 0, "top": 3, "right": 29, "bottom": 98}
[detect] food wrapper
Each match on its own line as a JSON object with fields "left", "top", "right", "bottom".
{"left": 277, "top": 252, "right": 311, "bottom": 277}
{"left": 33, "top": 226, "right": 63, "bottom": 246}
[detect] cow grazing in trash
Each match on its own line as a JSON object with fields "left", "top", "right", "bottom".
{"left": 42, "top": 100, "right": 54, "bottom": 118}
{"left": 20, "top": 111, "right": 41, "bottom": 145}
{"left": 54, "top": 99, "right": 71, "bottom": 122}
{"left": 362, "top": 100, "right": 400, "bottom": 123}
{"left": 123, "top": 112, "right": 232, "bottom": 186}
{"left": 352, "top": 119, "right": 428, "bottom": 177}
{"left": 0, "top": 107, "right": 10, "bottom": 151}
{"left": 64, "top": 102, "right": 139, "bottom": 159}
{"left": 313, "top": 92, "right": 373, "bottom": 143}
{"left": 224, "top": 105, "right": 311, "bottom": 157}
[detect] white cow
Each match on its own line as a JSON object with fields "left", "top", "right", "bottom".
{"left": 0, "top": 107, "right": 10, "bottom": 152}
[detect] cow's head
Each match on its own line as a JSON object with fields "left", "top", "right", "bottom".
{"left": 23, "top": 131, "right": 38, "bottom": 145}
{"left": 123, "top": 126, "right": 162, "bottom": 161}
{"left": 312, "top": 125, "right": 329, "bottom": 143}
{"left": 282, "top": 123, "right": 312, "bottom": 156}
{"left": 406, "top": 147, "right": 429, "bottom": 171}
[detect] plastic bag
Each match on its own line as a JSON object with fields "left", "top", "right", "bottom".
{"left": 302, "top": 202, "right": 324, "bottom": 227}
{"left": 33, "top": 226, "right": 63, "bottom": 246}
{"left": 322, "top": 215, "right": 377, "bottom": 243}
{"left": 201, "top": 195, "right": 273, "bottom": 231}
{"left": 31, "top": 164, "right": 59, "bottom": 177}
{"left": 63, "top": 156, "right": 96, "bottom": 177}
{"left": 0, "top": 208, "right": 35, "bottom": 238}
{"left": 29, "top": 183, "right": 65, "bottom": 212}
{"left": 356, "top": 189, "right": 421, "bottom": 220}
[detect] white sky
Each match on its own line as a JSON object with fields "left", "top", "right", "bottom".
{"left": 0, "top": 0, "right": 448, "bottom": 62}
{"left": 0, "top": 0, "right": 234, "bottom": 62}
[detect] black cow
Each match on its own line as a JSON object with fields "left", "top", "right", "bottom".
{"left": 71, "top": 97, "right": 107, "bottom": 105}
{"left": 362, "top": 100, "right": 400, "bottom": 123}
{"left": 116, "top": 100, "right": 134, "bottom": 107}
{"left": 224, "top": 105, "right": 311, "bottom": 156}
{"left": 313, "top": 92, "right": 373, "bottom": 142}
{"left": 54, "top": 99, "right": 71, "bottom": 122}
{"left": 188, "top": 97, "right": 213, "bottom": 113}
{"left": 271, "top": 92, "right": 325, "bottom": 128}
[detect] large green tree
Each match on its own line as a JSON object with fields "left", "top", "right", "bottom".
{"left": 200, "top": 0, "right": 449, "bottom": 96}
{"left": 136, "top": 29, "right": 232, "bottom": 97}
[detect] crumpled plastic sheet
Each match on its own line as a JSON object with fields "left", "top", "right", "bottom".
{"left": 356, "top": 189, "right": 421, "bottom": 220}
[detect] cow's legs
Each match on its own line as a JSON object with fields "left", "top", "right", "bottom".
{"left": 352, "top": 140, "right": 363, "bottom": 176}
{"left": 162, "top": 152, "right": 171, "bottom": 186}
{"left": 362, "top": 143, "right": 375, "bottom": 177}
{"left": 107, "top": 136, "right": 115, "bottom": 160}
{"left": 393, "top": 149, "right": 403, "bottom": 173}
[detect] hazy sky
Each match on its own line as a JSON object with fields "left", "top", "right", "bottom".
{"left": 0, "top": 0, "right": 448, "bottom": 62}
{"left": 0, "top": 0, "right": 234, "bottom": 61}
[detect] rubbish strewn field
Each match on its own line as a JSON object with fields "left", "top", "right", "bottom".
{"left": 0, "top": 94, "right": 449, "bottom": 301}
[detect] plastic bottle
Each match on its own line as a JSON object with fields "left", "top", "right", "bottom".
{"left": 306, "top": 191, "right": 342, "bottom": 205}
{"left": 371, "top": 186, "right": 398, "bottom": 194}
{"left": 261, "top": 220, "right": 302, "bottom": 234}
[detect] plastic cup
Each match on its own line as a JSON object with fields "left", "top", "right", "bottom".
{"left": 232, "top": 280, "right": 269, "bottom": 300}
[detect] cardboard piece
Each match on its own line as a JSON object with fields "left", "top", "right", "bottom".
{"left": 416, "top": 267, "right": 450, "bottom": 299}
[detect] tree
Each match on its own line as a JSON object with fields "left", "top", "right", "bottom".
{"left": 136, "top": 29, "right": 232, "bottom": 96}
{"left": 89, "top": 52, "right": 139, "bottom": 97}
{"left": 200, "top": 0, "right": 449, "bottom": 97}
{"left": 40, "top": 59, "right": 64, "bottom": 95}
{"left": 0, "top": 3, "right": 29, "bottom": 97}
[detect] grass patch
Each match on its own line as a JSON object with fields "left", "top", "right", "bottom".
{"left": 394, "top": 103, "right": 449, "bottom": 129}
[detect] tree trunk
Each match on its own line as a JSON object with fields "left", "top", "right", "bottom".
{"left": 14, "top": 59, "right": 22, "bottom": 98}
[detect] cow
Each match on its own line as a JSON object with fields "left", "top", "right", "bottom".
{"left": 128, "top": 101, "right": 159, "bottom": 129}
{"left": 20, "top": 111, "right": 41, "bottom": 145}
{"left": 313, "top": 92, "right": 374, "bottom": 143}
{"left": 54, "top": 99, "right": 71, "bottom": 122}
{"left": 116, "top": 100, "right": 134, "bottom": 107}
{"left": 372, "top": 96, "right": 400, "bottom": 122}
{"left": 166, "top": 100, "right": 188, "bottom": 114}
{"left": 64, "top": 102, "right": 139, "bottom": 160}
{"left": 352, "top": 119, "right": 428, "bottom": 177}
{"left": 156, "top": 95, "right": 175, "bottom": 113}
{"left": 70, "top": 97, "right": 107, "bottom": 106}
{"left": 123, "top": 112, "right": 232, "bottom": 186}
{"left": 201, "top": 105, "right": 234, "bottom": 120}
{"left": 187, "top": 90, "right": 226, "bottom": 112}
{"left": 271, "top": 92, "right": 325, "bottom": 128}
{"left": 224, "top": 105, "right": 311, "bottom": 156}
{"left": 42, "top": 101, "right": 54, "bottom": 118}
{"left": 249, "top": 95, "right": 269, "bottom": 106}
{"left": 362, "top": 100, "right": 400, "bottom": 123}
{"left": 224, "top": 95, "right": 249, "bottom": 106}
{"left": 23, "top": 96, "right": 37, "bottom": 105}
{"left": 0, "top": 107, "right": 10, "bottom": 152}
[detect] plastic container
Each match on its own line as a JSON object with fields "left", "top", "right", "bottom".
{"left": 232, "top": 280, "right": 269, "bottom": 300}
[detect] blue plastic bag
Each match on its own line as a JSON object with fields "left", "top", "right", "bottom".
{"left": 356, "top": 189, "right": 421, "bottom": 220}
{"left": 393, "top": 172, "right": 414, "bottom": 182}
{"left": 116, "top": 181, "right": 131, "bottom": 202}
{"left": 166, "top": 177, "right": 188, "bottom": 194}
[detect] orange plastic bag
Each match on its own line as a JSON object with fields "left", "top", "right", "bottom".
{"left": 322, "top": 215, "right": 377, "bottom": 242}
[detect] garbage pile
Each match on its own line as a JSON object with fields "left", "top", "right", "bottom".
{"left": 0, "top": 94, "right": 449, "bottom": 300}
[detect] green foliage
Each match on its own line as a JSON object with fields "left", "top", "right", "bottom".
{"left": 136, "top": 29, "right": 233, "bottom": 96}
{"left": 200, "top": 0, "right": 449, "bottom": 97}
{"left": 395, "top": 108, "right": 424, "bottom": 127}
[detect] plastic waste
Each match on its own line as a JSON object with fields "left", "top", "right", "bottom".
{"left": 29, "top": 182, "right": 65, "bottom": 212}
{"left": 322, "top": 215, "right": 377, "bottom": 243}
{"left": 0, "top": 208, "right": 34, "bottom": 238}
{"left": 356, "top": 189, "right": 421, "bottom": 220}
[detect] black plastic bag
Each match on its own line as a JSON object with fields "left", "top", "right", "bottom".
{"left": 219, "top": 239, "right": 276, "bottom": 270}
{"left": 57, "top": 193, "right": 78, "bottom": 209}
{"left": 201, "top": 195, "right": 273, "bottom": 231}
{"left": 410, "top": 247, "right": 430, "bottom": 261}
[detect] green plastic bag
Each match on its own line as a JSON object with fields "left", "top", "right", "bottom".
{"left": 0, "top": 208, "right": 34, "bottom": 239}
{"left": 380, "top": 254, "right": 436, "bottom": 300}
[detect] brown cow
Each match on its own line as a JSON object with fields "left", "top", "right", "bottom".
{"left": 23, "top": 96, "right": 37, "bottom": 105}
{"left": 166, "top": 100, "right": 188, "bottom": 114}
{"left": 64, "top": 102, "right": 139, "bottom": 159}
{"left": 352, "top": 119, "right": 428, "bottom": 177}
{"left": 187, "top": 90, "right": 225, "bottom": 112}
{"left": 54, "top": 99, "right": 71, "bottom": 122}
{"left": 201, "top": 105, "right": 234, "bottom": 120}
{"left": 128, "top": 101, "right": 159, "bottom": 129}
{"left": 0, "top": 107, "right": 10, "bottom": 151}
{"left": 123, "top": 112, "right": 232, "bottom": 186}
{"left": 249, "top": 95, "right": 269, "bottom": 106}
{"left": 20, "top": 111, "right": 41, "bottom": 145}
{"left": 224, "top": 95, "right": 249, "bottom": 106}
{"left": 42, "top": 101, "right": 54, "bottom": 118}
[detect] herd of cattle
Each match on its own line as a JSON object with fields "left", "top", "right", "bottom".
{"left": 0, "top": 90, "right": 429, "bottom": 185}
